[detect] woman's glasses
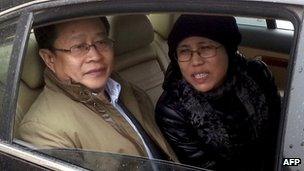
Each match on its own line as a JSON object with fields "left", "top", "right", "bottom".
{"left": 176, "top": 45, "right": 222, "bottom": 62}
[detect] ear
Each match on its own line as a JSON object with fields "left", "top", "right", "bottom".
{"left": 39, "top": 49, "right": 56, "bottom": 73}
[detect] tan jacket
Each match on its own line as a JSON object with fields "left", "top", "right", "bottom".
{"left": 16, "top": 70, "right": 177, "bottom": 161}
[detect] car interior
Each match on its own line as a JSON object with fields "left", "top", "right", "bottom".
{"left": 7, "top": 12, "right": 293, "bottom": 168}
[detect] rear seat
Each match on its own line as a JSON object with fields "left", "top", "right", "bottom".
{"left": 109, "top": 14, "right": 170, "bottom": 106}
{"left": 0, "top": 33, "right": 45, "bottom": 134}
{"left": 15, "top": 34, "right": 44, "bottom": 131}
{"left": 148, "top": 13, "right": 179, "bottom": 64}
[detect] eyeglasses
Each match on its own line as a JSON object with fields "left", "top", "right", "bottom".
{"left": 176, "top": 45, "right": 222, "bottom": 62}
{"left": 51, "top": 38, "right": 114, "bottom": 57}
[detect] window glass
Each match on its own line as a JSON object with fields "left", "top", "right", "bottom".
{"left": 276, "top": 20, "right": 294, "bottom": 30}
{"left": 0, "top": 17, "right": 17, "bottom": 109}
{"left": 235, "top": 17, "right": 267, "bottom": 27}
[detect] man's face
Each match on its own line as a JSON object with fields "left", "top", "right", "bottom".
{"left": 43, "top": 18, "right": 114, "bottom": 91}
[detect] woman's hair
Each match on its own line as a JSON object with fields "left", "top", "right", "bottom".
{"left": 165, "top": 14, "right": 242, "bottom": 79}
{"left": 34, "top": 17, "right": 110, "bottom": 50}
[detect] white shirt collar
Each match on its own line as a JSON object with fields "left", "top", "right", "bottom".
{"left": 105, "top": 78, "right": 121, "bottom": 104}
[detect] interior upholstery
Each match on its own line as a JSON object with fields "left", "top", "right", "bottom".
{"left": 0, "top": 33, "right": 44, "bottom": 131}
{"left": 110, "top": 15, "right": 154, "bottom": 55}
{"left": 109, "top": 14, "right": 169, "bottom": 106}
{"left": 148, "top": 14, "right": 180, "bottom": 65}
{"left": 148, "top": 13, "right": 178, "bottom": 40}
{"left": 239, "top": 46, "right": 288, "bottom": 93}
{"left": 15, "top": 34, "right": 44, "bottom": 129}
{"left": 21, "top": 35, "right": 45, "bottom": 89}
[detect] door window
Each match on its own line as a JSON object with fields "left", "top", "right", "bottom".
{"left": 0, "top": 17, "right": 18, "bottom": 113}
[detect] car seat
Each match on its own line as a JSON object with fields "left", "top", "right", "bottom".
{"left": 109, "top": 14, "right": 170, "bottom": 106}
{"left": 15, "top": 34, "right": 45, "bottom": 131}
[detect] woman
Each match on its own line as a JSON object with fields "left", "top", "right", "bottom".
{"left": 155, "top": 14, "right": 281, "bottom": 170}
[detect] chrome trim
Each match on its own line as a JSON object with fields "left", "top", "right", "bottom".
{"left": 0, "top": 141, "right": 87, "bottom": 170}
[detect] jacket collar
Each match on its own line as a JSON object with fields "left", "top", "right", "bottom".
{"left": 44, "top": 68, "right": 109, "bottom": 103}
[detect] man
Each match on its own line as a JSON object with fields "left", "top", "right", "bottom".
{"left": 16, "top": 17, "right": 176, "bottom": 161}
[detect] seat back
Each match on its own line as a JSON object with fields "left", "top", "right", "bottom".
{"left": 109, "top": 15, "right": 169, "bottom": 106}
{"left": 148, "top": 13, "right": 180, "bottom": 64}
{"left": 15, "top": 34, "right": 45, "bottom": 128}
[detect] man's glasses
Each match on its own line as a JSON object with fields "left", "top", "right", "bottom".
{"left": 51, "top": 38, "right": 114, "bottom": 57}
{"left": 176, "top": 45, "right": 222, "bottom": 62}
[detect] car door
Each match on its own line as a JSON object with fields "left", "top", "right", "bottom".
{"left": 0, "top": 11, "right": 47, "bottom": 170}
{"left": 0, "top": 1, "right": 303, "bottom": 171}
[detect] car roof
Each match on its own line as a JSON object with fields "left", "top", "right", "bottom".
{"left": 0, "top": 0, "right": 50, "bottom": 13}
{"left": 1, "top": 0, "right": 304, "bottom": 13}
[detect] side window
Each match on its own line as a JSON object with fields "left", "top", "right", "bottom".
{"left": 0, "top": 18, "right": 18, "bottom": 112}
{"left": 236, "top": 17, "right": 294, "bottom": 31}
{"left": 236, "top": 16, "right": 293, "bottom": 96}
{"left": 276, "top": 19, "right": 294, "bottom": 30}
{"left": 236, "top": 17, "right": 267, "bottom": 27}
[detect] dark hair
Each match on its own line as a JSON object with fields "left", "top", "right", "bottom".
{"left": 34, "top": 17, "right": 110, "bottom": 50}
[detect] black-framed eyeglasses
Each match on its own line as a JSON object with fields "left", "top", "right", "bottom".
{"left": 51, "top": 38, "right": 114, "bottom": 57}
{"left": 176, "top": 45, "right": 222, "bottom": 62}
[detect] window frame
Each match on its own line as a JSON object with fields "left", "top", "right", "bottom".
{"left": 0, "top": 12, "right": 33, "bottom": 142}
{"left": 0, "top": 0, "right": 302, "bottom": 170}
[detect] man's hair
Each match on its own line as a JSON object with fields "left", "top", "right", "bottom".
{"left": 34, "top": 17, "right": 110, "bottom": 50}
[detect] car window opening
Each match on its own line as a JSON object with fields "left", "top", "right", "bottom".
{"left": 10, "top": 13, "right": 292, "bottom": 170}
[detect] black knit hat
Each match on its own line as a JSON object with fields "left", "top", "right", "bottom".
{"left": 168, "top": 14, "right": 241, "bottom": 65}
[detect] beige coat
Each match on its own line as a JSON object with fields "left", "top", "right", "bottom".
{"left": 16, "top": 71, "right": 177, "bottom": 161}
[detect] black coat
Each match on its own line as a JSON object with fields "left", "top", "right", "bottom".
{"left": 155, "top": 56, "right": 281, "bottom": 171}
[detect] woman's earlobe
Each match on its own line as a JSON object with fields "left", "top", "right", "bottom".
{"left": 39, "top": 49, "right": 56, "bottom": 73}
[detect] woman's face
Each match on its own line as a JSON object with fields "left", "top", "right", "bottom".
{"left": 177, "top": 36, "right": 229, "bottom": 92}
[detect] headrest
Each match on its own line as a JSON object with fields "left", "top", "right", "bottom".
{"left": 148, "top": 14, "right": 179, "bottom": 39}
{"left": 21, "top": 34, "right": 45, "bottom": 89}
{"left": 109, "top": 15, "right": 154, "bottom": 55}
